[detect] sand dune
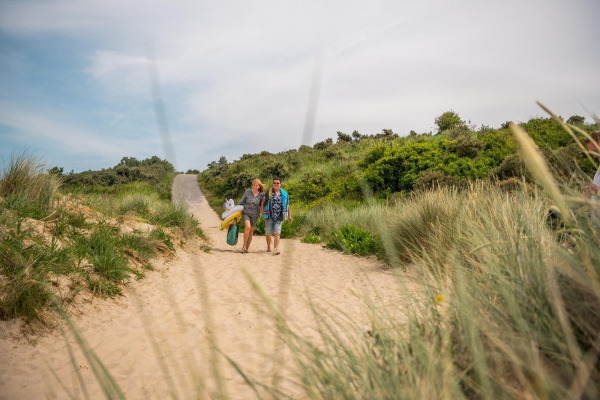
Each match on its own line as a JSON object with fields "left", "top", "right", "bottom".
{"left": 0, "top": 174, "right": 414, "bottom": 399}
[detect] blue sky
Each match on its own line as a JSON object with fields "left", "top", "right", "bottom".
{"left": 1, "top": 0, "right": 599, "bottom": 173}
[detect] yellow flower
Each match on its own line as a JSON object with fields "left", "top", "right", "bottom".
{"left": 435, "top": 294, "right": 444, "bottom": 304}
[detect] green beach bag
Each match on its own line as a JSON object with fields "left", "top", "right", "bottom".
{"left": 226, "top": 220, "right": 239, "bottom": 246}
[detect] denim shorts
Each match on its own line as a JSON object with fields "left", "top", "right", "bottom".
{"left": 264, "top": 218, "right": 282, "bottom": 235}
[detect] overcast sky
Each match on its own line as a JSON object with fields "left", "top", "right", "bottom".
{"left": 1, "top": 0, "right": 599, "bottom": 172}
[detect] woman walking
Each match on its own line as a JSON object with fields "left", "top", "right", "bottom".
{"left": 238, "top": 179, "right": 266, "bottom": 253}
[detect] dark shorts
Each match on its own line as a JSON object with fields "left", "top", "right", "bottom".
{"left": 243, "top": 213, "right": 258, "bottom": 227}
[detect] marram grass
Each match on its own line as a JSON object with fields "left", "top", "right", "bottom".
{"left": 262, "top": 183, "right": 600, "bottom": 399}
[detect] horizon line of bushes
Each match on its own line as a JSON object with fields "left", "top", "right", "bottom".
{"left": 200, "top": 112, "right": 597, "bottom": 205}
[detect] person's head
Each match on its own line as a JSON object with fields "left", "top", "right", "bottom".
{"left": 585, "top": 130, "right": 600, "bottom": 160}
{"left": 272, "top": 177, "right": 282, "bottom": 189}
{"left": 252, "top": 179, "right": 265, "bottom": 192}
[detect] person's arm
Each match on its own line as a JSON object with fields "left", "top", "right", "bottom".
{"left": 287, "top": 204, "right": 292, "bottom": 223}
{"left": 260, "top": 197, "right": 265, "bottom": 217}
{"left": 584, "top": 183, "right": 599, "bottom": 199}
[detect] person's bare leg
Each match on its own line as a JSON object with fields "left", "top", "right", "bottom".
{"left": 273, "top": 234, "right": 281, "bottom": 254}
{"left": 266, "top": 235, "right": 272, "bottom": 251}
{"left": 246, "top": 228, "right": 254, "bottom": 250}
{"left": 243, "top": 220, "right": 252, "bottom": 252}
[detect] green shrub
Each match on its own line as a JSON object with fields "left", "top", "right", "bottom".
{"left": 0, "top": 216, "right": 79, "bottom": 322}
{"left": 301, "top": 232, "right": 322, "bottom": 244}
{"left": 121, "top": 231, "right": 158, "bottom": 261}
{"left": 0, "top": 268, "right": 51, "bottom": 322}
{"left": 281, "top": 214, "right": 305, "bottom": 238}
{"left": 254, "top": 218, "right": 265, "bottom": 235}
{"left": 150, "top": 228, "right": 175, "bottom": 252}
{"left": 289, "top": 172, "right": 330, "bottom": 204}
{"left": 118, "top": 194, "right": 151, "bottom": 216}
{"left": 520, "top": 117, "right": 572, "bottom": 149}
{"left": 88, "top": 279, "right": 123, "bottom": 297}
{"left": 413, "top": 170, "right": 467, "bottom": 192}
{"left": 227, "top": 171, "right": 253, "bottom": 197}
{"left": 336, "top": 131, "right": 353, "bottom": 143}
{"left": 489, "top": 153, "right": 526, "bottom": 180}
{"left": 359, "top": 143, "right": 388, "bottom": 168}
{"left": 0, "top": 232, "right": 52, "bottom": 322}
{"left": 435, "top": 110, "right": 466, "bottom": 133}
{"left": 314, "top": 138, "right": 333, "bottom": 150}
{"left": 362, "top": 136, "right": 511, "bottom": 194}
{"left": 449, "top": 134, "right": 483, "bottom": 158}
{"left": 263, "top": 161, "right": 288, "bottom": 180}
{"left": 86, "top": 224, "right": 132, "bottom": 282}
{"left": 325, "top": 224, "right": 381, "bottom": 256}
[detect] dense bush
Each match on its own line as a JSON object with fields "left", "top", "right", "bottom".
{"left": 520, "top": 117, "right": 572, "bottom": 149}
{"left": 489, "top": 153, "right": 526, "bottom": 181}
{"left": 314, "top": 138, "right": 333, "bottom": 150}
{"left": 337, "top": 131, "right": 353, "bottom": 143}
{"left": 289, "top": 172, "right": 329, "bottom": 203}
{"left": 361, "top": 137, "right": 511, "bottom": 194}
{"left": 434, "top": 110, "right": 466, "bottom": 133}
{"left": 263, "top": 161, "right": 288, "bottom": 180}
{"left": 448, "top": 134, "right": 483, "bottom": 158}
{"left": 413, "top": 170, "right": 467, "bottom": 191}
{"left": 226, "top": 171, "right": 253, "bottom": 198}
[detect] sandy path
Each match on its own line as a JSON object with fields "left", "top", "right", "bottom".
{"left": 0, "top": 174, "right": 414, "bottom": 399}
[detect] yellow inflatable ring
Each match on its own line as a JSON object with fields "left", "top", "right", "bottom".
{"left": 220, "top": 210, "right": 242, "bottom": 230}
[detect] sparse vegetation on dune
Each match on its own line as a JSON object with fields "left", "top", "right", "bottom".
{"left": 0, "top": 154, "right": 204, "bottom": 326}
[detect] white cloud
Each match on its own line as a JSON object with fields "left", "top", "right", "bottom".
{"left": 0, "top": 102, "right": 161, "bottom": 170}
{"left": 1, "top": 0, "right": 599, "bottom": 171}
{"left": 86, "top": 51, "right": 150, "bottom": 79}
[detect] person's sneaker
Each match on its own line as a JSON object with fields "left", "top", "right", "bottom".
{"left": 267, "top": 248, "right": 272, "bottom": 252}
{"left": 273, "top": 248, "right": 281, "bottom": 256}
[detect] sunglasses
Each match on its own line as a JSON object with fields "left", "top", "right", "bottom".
{"left": 273, "top": 182, "right": 281, "bottom": 185}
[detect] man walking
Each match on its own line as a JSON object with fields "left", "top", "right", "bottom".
{"left": 261, "top": 177, "right": 292, "bottom": 255}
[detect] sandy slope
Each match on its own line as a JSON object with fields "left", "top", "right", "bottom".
{"left": 0, "top": 174, "right": 415, "bottom": 399}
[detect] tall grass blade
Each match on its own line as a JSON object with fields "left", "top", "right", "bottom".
{"left": 60, "top": 325, "right": 91, "bottom": 400}
{"left": 509, "top": 122, "right": 571, "bottom": 224}
{"left": 537, "top": 101, "right": 598, "bottom": 168}
{"left": 52, "top": 297, "right": 125, "bottom": 400}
